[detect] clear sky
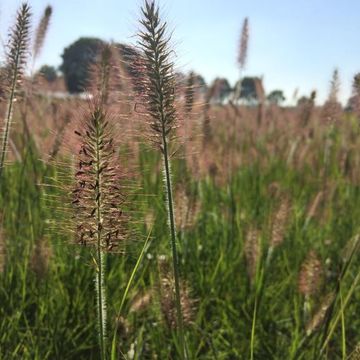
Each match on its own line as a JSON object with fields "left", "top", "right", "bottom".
{"left": 0, "top": 0, "right": 359, "bottom": 104}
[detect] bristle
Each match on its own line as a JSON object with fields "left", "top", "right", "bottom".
{"left": 298, "top": 250, "right": 323, "bottom": 296}
{"left": 33, "top": 5, "right": 52, "bottom": 60}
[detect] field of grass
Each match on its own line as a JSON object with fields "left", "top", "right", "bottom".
{"left": 1, "top": 101, "right": 360, "bottom": 359}
{"left": 1, "top": 1, "right": 360, "bottom": 359}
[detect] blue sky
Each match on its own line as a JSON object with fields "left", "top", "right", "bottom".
{"left": 0, "top": 0, "right": 358, "bottom": 104}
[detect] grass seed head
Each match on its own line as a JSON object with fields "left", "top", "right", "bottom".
{"left": 270, "top": 196, "right": 291, "bottom": 248}
{"left": 237, "top": 17, "right": 249, "bottom": 71}
{"left": 33, "top": 5, "right": 52, "bottom": 60}
{"left": 136, "top": 1, "right": 177, "bottom": 149}
{"left": 244, "top": 227, "right": 261, "bottom": 283}
{"left": 71, "top": 106, "right": 129, "bottom": 253}
{"left": 4, "top": 3, "right": 32, "bottom": 93}
{"left": 298, "top": 250, "right": 323, "bottom": 296}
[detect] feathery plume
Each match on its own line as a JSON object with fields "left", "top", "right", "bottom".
{"left": 136, "top": 2, "right": 177, "bottom": 148}
{"left": 298, "top": 250, "right": 323, "bottom": 297}
{"left": 136, "top": 2, "right": 186, "bottom": 357}
{"left": 244, "top": 227, "right": 261, "bottom": 283}
{"left": 237, "top": 17, "right": 249, "bottom": 71}
{"left": 71, "top": 106, "right": 128, "bottom": 252}
{"left": 33, "top": 5, "right": 52, "bottom": 60}
{"left": 69, "top": 46, "right": 131, "bottom": 359}
{"left": 0, "top": 3, "right": 32, "bottom": 178}
{"left": 270, "top": 196, "right": 291, "bottom": 248}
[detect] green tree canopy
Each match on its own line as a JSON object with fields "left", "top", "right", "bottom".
{"left": 38, "top": 65, "right": 57, "bottom": 82}
{"left": 234, "top": 77, "right": 265, "bottom": 105}
{"left": 267, "top": 90, "right": 286, "bottom": 105}
{"left": 209, "top": 77, "right": 231, "bottom": 103}
{"left": 60, "top": 37, "right": 105, "bottom": 93}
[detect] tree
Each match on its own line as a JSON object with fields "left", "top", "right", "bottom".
{"left": 60, "top": 37, "right": 105, "bottom": 93}
{"left": 38, "top": 65, "right": 57, "bottom": 82}
{"left": 234, "top": 77, "right": 264, "bottom": 105}
{"left": 267, "top": 90, "right": 286, "bottom": 105}
{"left": 208, "top": 78, "right": 231, "bottom": 104}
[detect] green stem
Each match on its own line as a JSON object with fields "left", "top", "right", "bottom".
{"left": 95, "top": 114, "right": 106, "bottom": 360}
{"left": 111, "top": 229, "right": 152, "bottom": 360}
{"left": 161, "top": 128, "right": 187, "bottom": 359}
{"left": 250, "top": 297, "right": 258, "bottom": 360}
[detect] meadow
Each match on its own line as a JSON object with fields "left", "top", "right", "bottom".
{"left": 1, "top": 1, "right": 360, "bottom": 360}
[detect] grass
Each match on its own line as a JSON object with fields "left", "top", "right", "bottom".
{"left": 1, "top": 120, "right": 360, "bottom": 359}
{"left": 1, "top": 2, "right": 360, "bottom": 359}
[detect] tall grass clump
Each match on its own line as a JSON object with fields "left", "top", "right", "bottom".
{"left": 135, "top": 1, "right": 187, "bottom": 357}
{"left": 0, "top": 3, "right": 31, "bottom": 178}
{"left": 68, "top": 47, "right": 130, "bottom": 359}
